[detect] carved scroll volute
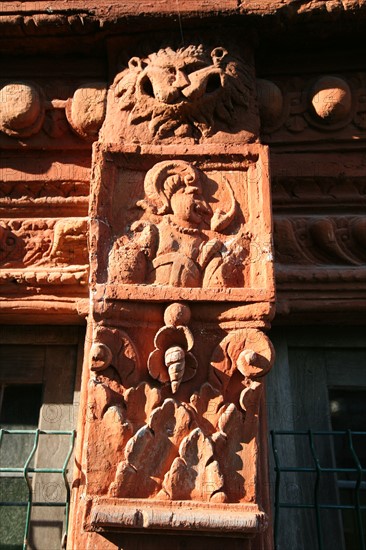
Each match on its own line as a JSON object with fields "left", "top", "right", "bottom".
{"left": 209, "top": 329, "right": 275, "bottom": 425}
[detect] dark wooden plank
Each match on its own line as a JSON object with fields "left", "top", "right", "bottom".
{"left": 0, "top": 346, "right": 45, "bottom": 383}
{"left": 326, "top": 349, "right": 366, "bottom": 388}
{"left": 0, "top": 326, "right": 81, "bottom": 346}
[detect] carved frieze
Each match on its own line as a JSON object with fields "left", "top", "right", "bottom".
{"left": 273, "top": 176, "right": 366, "bottom": 287}
{"left": 275, "top": 216, "right": 366, "bottom": 267}
{"left": 257, "top": 73, "right": 366, "bottom": 142}
{"left": 0, "top": 153, "right": 90, "bottom": 302}
{"left": 0, "top": 218, "right": 88, "bottom": 288}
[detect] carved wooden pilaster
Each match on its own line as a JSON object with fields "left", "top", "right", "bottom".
{"left": 69, "top": 41, "right": 275, "bottom": 549}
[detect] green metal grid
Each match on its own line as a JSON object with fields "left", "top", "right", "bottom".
{"left": 271, "top": 430, "right": 366, "bottom": 550}
{"left": 0, "top": 429, "right": 76, "bottom": 550}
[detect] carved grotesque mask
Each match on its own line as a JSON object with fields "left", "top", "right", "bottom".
{"left": 112, "top": 45, "right": 251, "bottom": 140}
{"left": 136, "top": 46, "right": 225, "bottom": 105}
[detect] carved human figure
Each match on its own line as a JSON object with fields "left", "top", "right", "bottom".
{"left": 109, "top": 160, "right": 247, "bottom": 288}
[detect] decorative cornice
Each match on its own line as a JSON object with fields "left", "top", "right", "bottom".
{"left": 273, "top": 173, "right": 366, "bottom": 317}
{"left": 0, "top": 1, "right": 366, "bottom": 38}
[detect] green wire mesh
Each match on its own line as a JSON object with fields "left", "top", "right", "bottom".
{"left": 0, "top": 429, "right": 75, "bottom": 550}
{"left": 271, "top": 430, "right": 366, "bottom": 550}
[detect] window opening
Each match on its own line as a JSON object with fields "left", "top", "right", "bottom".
{"left": 0, "top": 384, "right": 75, "bottom": 550}
{"left": 271, "top": 430, "right": 366, "bottom": 550}
{"left": 329, "top": 390, "right": 366, "bottom": 550}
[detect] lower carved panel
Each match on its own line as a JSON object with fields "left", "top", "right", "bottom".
{"left": 82, "top": 302, "right": 274, "bottom": 538}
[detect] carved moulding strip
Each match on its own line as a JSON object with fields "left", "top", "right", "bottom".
{"left": 0, "top": 180, "right": 89, "bottom": 217}
{"left": 270, "top": 162, "right": 366, "bottom": 317}
{"left": 85, "top": 498, "right": 267, "bottom": 535}
{"left": 90, "top": 144, "right": 274, "bottom": 303}
{"left": 272, "top": 175, "right": 366, "bottom": 293}
{"left": 272, "top": 176, "right": 366, "bottom": 210}
{"left": 0, "top": 296, "right": 89, "bottom": 325}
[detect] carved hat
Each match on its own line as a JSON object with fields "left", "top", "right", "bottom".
{"left": 139, "top": 160, "right": 202, "bottom": 215}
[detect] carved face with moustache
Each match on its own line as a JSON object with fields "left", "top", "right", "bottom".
{"left": 169, "top": 184, "right": 212, "bottom": 229}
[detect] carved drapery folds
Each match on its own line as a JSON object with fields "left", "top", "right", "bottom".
{"left": 80, "top": 42, "right": 275, "bottom": 546}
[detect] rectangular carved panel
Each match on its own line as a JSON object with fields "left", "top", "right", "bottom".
{"left": 83, "top": 301, "right": 274, "bottom": 536}
{"left": 0, "top": 151, "right": 90, "bottom": 321}
{"left": 90, "top": 145, "right": 274, "bottom": 302}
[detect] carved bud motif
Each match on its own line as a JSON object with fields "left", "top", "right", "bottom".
{"left": 165, "top": 346, "right": 186, "bottom": 394}
{"left": 148, "top": 303, "right": 197, "bottom": 393}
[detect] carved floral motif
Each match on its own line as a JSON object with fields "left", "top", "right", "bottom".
{"left": 86, "top": 309, "right": 274, "bottom": 505}
{"left": 209, "top": 328, "right": 274, "bottom": 415}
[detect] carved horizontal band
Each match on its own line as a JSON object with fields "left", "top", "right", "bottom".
{"left": 0, "top": 81, "right": 106, "bottom": 141}
{"left": 258, "top": 74, "right": 366, "bottom": 141}
{"left": 86, "top": 499, "right": 267, "bottom": 536}
{"left": 274, "top": 216, "right": 366, "bottom": 267}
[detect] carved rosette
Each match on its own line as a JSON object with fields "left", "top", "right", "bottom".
{"left": 79, "top": 41, "right": 275, "bottom": 546}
